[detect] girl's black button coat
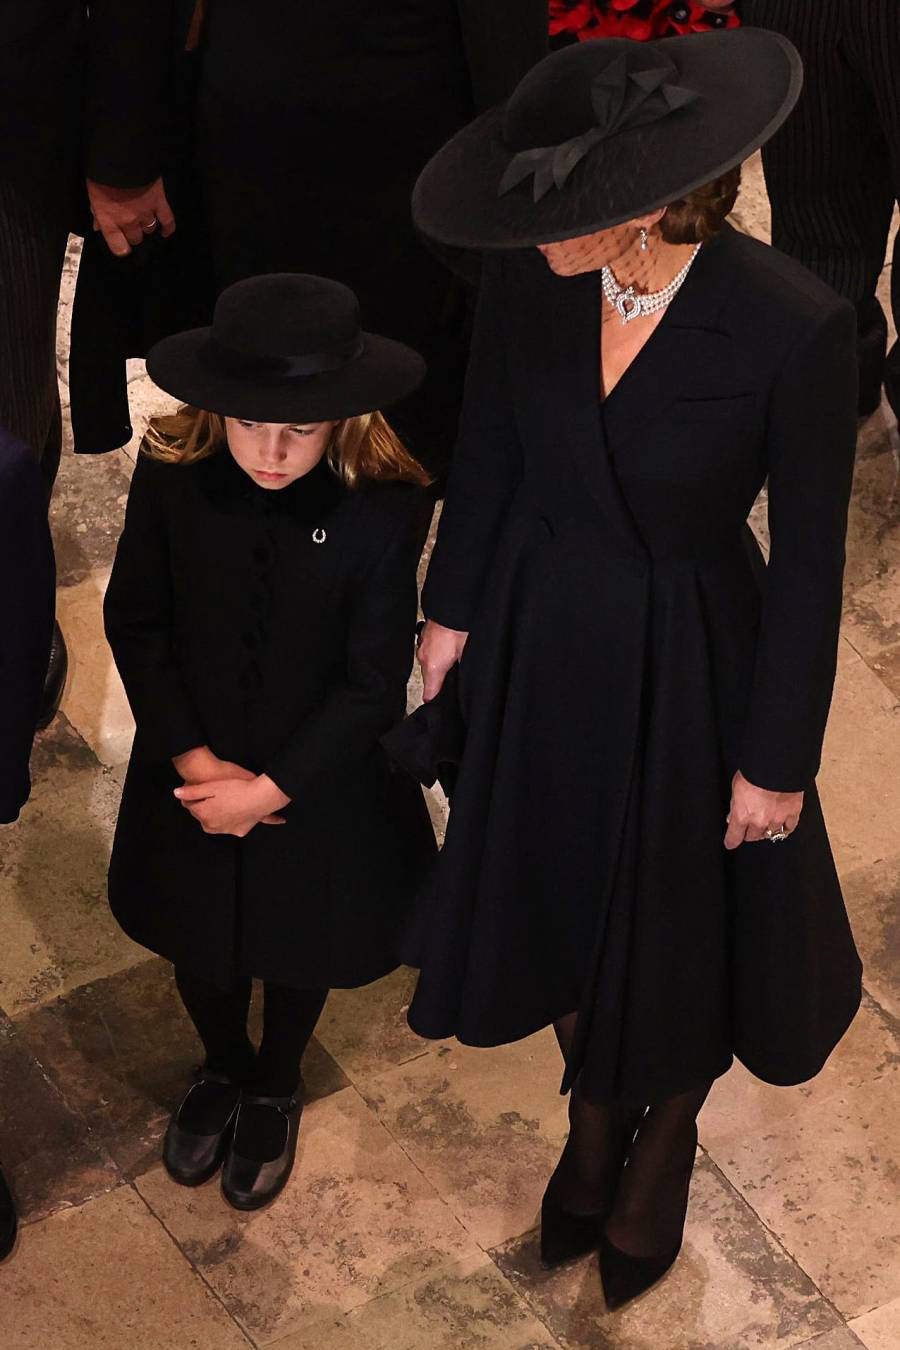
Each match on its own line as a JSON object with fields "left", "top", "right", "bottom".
{"left": 104, "top": 451, "right": 436, "bottom": 989}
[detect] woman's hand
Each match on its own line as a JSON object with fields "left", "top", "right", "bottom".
{"left": 417, "top": 620, "right": 469, "bottom": 701}
{"left": 174, "top": 774, "right": 291, "bottom": 837}
{"left": 173, "top": 746, "right": 256, "bottom": 785}
{"left": 698, "top": 1, "right": 735, "bottom": 10}
{"left": 724, "top": 770, "right": 804, "bottom": 850}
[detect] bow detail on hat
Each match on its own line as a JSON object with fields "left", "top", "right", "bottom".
{"left": 499, "top": 53, "right": 701, "bottom": 203}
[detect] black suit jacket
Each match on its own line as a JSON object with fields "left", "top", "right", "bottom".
{"left": 83, "top": 0, "right": 547, "bottom": 188}
{"left": 0, "top": 0, "right": 85, "bottom": 215}
{"left": 0, "top": 427, "right": 54, "bottom": 824}
{"left": 0, "top": 0, "right": 197, "bottom": 208}
{"left": 83, "top": 0, "right": 199, "bottom": 187}
{"left": 2, "top": 0, "right": 547, "bottom": 202}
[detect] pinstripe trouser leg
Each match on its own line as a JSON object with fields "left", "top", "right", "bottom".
{"left": 0, "top": 179, "right": 69, "bottom": 497}
{"left": 741, "top": 0, "right": 900, "bottom": 413}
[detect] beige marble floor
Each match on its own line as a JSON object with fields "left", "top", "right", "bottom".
{"left": 1, "top": 157, "right": 899, "bottom": 1349}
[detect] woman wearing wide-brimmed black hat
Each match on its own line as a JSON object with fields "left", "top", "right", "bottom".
{"left": 104, "top": 273, "right": 436, "bottom": 1210}
{"left": 401, "top": 31, "right": 863, "bottom": 1305}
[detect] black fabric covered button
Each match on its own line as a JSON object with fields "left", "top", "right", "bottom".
{"left": 239, "top": 665, "right": 263, "bottom": 693}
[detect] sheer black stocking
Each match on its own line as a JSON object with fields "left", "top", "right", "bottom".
{"left": 604, "top": 1080, "right": 713, "bottom": 1259}
{"left": 549, "top": 1014, "right": 645, "bottom": 1216}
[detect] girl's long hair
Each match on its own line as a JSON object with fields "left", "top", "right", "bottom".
{"left": 143, "top": 405, "right": 432, "bottom": 488}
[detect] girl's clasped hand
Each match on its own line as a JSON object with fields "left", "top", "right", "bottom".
{"left": 171, "top": 746, "right": 289, "bottom": 837}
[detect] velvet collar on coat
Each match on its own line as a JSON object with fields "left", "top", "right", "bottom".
{"left": 198, "top": 448, "right": 348, "bottom": 525}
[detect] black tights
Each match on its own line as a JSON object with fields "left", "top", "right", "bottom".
{"left": 552, "top": 1012, "right": 713, "bottom": 1258}
{"left": 175, "top": 967, "right": 328, "bottom": 1098}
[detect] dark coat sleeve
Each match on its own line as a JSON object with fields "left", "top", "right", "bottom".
{"left": 84, "top": 0, "right": 177, "bottom": 186}
{"left": 457, "top": 0, "right": 549, "bottom": 110}
{"left": 103, "top": 454, "right": 206, "bottom": 760}
{"left": 422, "top": 256, "right": 524, "bottom": 631}
{"left": 264, "top": 493, "right": 421, "bottom": 802}
{"left": 0, "top": 441, "right": 54, "bottom": 824}
{"left": 739, "top": 300, "right": 858, "bottom": 793}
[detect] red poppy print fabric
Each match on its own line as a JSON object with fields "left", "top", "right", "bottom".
{"left": 549, "top": 0, "right": 739, "bottom": 42}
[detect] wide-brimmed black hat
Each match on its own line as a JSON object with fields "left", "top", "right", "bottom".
{"left": 147, "top": 274, "right": 426, "bottom": 422}
{"left": 412, "top": 29, "right": 802, "bottom": 250}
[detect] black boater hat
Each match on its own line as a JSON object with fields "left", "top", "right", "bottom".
{"left": 147, "top": 274, "right": 426, "bottom": 423}
{"left": 412, "top": 29, "right": 802, "bottom": 250}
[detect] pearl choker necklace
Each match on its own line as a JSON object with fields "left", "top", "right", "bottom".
{"left": 601, "top": 244, "right": 702, "bottom": 325}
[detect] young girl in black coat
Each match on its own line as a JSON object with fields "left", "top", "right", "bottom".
{"left": 104, "top": 273, "right": 436, "bottom": 1210}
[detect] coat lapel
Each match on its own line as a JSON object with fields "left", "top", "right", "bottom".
{"left": 535, "top": 258, "right": 648, "bottom": 560}
{"left": 601, "top": 226, "right": 740, "bottom": 456}
{"left": 509, "top": 227, "right": 742, "bottom": 557}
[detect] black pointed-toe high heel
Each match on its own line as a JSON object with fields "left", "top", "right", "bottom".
{"left": 598, "top": 1125, "right": 697, "bottom": 1310}
{"left": 540, "top": 1191, "right": 607, "bottom": 1267}
{"left": 540, "top": 1106, "right": 645, "bottom": 1269}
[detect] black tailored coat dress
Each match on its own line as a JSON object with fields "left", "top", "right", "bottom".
{"left": 104, "top": 450, "right": 436, "bottom": 990}
{"left": 69, "top": 0, "right": 548, "bottom": 467}
{"left": 406, "top": 224, "right": 864, "bottom": 1105}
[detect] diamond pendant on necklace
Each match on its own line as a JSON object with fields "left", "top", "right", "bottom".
{"left": 602, "top": 243, "right": 702, "bottom": 325}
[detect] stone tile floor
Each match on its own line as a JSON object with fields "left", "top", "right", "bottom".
{"left": 1, "top": 158, "right": 899, "bottom": 1348}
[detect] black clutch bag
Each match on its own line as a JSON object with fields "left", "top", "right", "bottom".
{"left": 381, "top": 663, "right": 465, "bottom": 798}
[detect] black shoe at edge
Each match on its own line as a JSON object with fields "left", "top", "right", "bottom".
{"left": 541, "top": 1191, "right": 608, "bottom": 1267}
{"left": 35, "top": 622, "right": 68, "bottom": 732}
{"left": 0, "top": 1166, "right": 18, "bottom": 1261}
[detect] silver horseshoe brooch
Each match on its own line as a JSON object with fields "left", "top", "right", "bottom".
{"left": 312, "top": 527, "right": 326, "bottom": 545}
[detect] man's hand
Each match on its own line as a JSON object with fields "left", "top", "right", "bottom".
{"left": 417, "top": 620, "right": 469, "bottom": 702}
{"left": 172, "top": 746, "right": 255, "bottom": 786}
{"left": 724, "top": 770, "right": 804, "bottom": 850}
{"left": 174, "top": 774, "right": 291, "bottom": 837}
{"left": 87, "top": 177, "right": 175, "bottom": 258}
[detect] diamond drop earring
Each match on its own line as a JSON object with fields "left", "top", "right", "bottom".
{"left": 639, "top": 226, "right": 649, "bottom": 252}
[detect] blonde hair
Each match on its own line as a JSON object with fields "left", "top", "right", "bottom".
{"left": 143, "top": 405, "right": 432, "bottom": 488}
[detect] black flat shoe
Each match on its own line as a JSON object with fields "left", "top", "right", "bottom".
{"left": 598, "top": 1126, "right": 697, "bottom": 1310}
{"left": 35, "top": 622, "right": 68, "bottom": 731}
{"left": 221, "top": 1090, "right": 303, "bottom": 1212}
{"left": 163, "top": 1068, "right": 242, "bottom": 1187}
{"left": 0, "top": 1166, "right": 17, "bottom": 1261}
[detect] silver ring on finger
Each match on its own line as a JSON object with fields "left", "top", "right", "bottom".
{"left": 142, "top": 217, "right": 158, "bottom": 232}
{"left": 765, "top": 824, "right": 789, "bottom": 843}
